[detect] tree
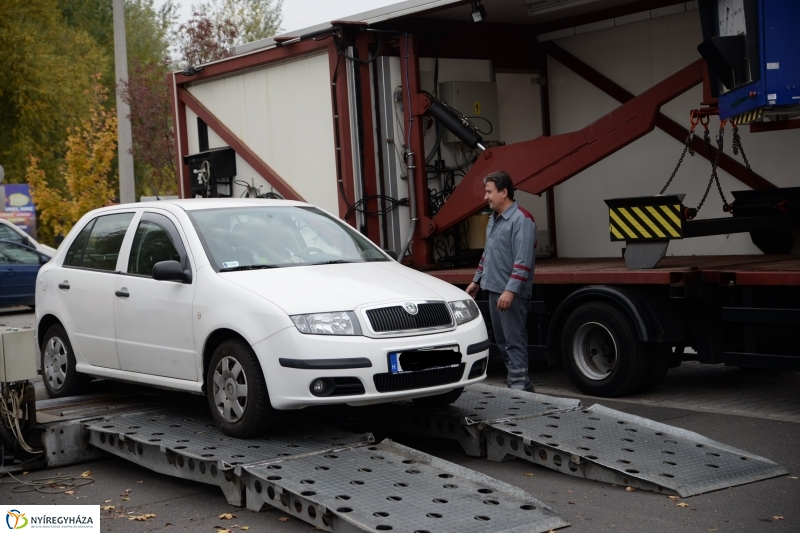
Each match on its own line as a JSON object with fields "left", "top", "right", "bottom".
{"left": 206, "top": 0, "right": 283, "bottom": 46}
{"left": 26, "top": 78, "right": 119, "bottom": 239}
{"left": 119, "top": 58, "right": 178, "bottom": 197}
{"left": 0, "top": 0, "right": 108, "bottom": 185}
{"left": 175, "top": 9, "right": 239, "bottom": 66}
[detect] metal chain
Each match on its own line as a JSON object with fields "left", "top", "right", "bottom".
{"left": 731, "top": 123, "right": 774, "bottom": 206}
{"left": 695, "top": 120, "right": 729, "bottom": 214}
{"left": 659, "top": 134, "right": 693, "bottom": 195}
{"left": 660, "top": 112, "right": 706, "bottom": 195}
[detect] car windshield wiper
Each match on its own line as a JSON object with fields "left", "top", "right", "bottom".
{"left": 219, "top": 264, "right": 280, "bottom": 272}
{"left": 310, "top": 260, "right": 352, "bottom": 265}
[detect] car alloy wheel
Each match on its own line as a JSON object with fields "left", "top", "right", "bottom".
{"left": 212, "top": 356, "right": 249, "bottom": 423}
{"left": 43, "top": 336, "right": 69, "bottom": 392}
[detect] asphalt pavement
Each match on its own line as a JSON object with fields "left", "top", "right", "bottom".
{"left": 1, "top": 307, "right": 798, "bottom": 533}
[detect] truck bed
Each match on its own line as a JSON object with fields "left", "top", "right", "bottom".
{"left": 426, "top": 255, "right": 800, "bottom": 286}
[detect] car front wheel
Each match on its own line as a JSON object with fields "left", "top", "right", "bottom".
{"left": 41, "top": 324, "right": 89, "bottom": 398}
{"left": 207, "top": 339, "right": 274, "bottom": 438}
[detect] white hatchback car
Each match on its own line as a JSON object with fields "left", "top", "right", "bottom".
{"left": 36, "top": 199, "right": 490, "bottom": 436}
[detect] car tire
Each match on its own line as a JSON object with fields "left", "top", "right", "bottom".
{"left": 561, "top": 302, "right": 648, "bottom": 397}
{"left": 41, "top": 324, "right": 90, "bottom": 398}
{"left": 207, "top": 339, "right": 274, "bottom": 438}
{"left": 411, "top": 387, "right": 464, "bottom": 408}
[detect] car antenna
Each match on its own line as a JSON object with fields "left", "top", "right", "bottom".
{"left": 149, "top": 178, "right": 161, "bottom": 200}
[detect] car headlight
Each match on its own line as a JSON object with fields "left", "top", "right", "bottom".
{"left": 291, "top": 311, "right": 362, "bottom": 335}
{"left": 448, "top": 299, "right": 480, "bottom": 325}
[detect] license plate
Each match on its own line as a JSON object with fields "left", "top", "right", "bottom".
{"left": 388, "top": 345, "right": 461, "bottom": 374}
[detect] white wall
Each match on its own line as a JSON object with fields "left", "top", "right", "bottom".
{"left": 186, "top": 52, "right": 339, "bottom": 215}
{"left": 548, "top": 9, "right": 800, "bottom": 258}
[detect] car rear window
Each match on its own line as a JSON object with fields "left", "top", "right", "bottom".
{"left": 64, "top": 213, "right": 134, "bottom": 271}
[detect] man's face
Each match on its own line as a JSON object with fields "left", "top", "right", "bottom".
{"left": 484, "top": 181, "right": 507, "bottom": 212}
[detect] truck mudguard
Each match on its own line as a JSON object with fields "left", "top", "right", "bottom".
{"left": 547, "top": 285, "right": 685, "bottom": 345}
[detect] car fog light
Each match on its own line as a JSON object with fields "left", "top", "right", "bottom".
{"left": 312, "top": 379, "right": 326, "bottom": 394}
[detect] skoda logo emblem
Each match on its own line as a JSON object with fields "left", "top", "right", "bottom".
{"left": 403, "top": 302, "right": 419, "bottom": 315}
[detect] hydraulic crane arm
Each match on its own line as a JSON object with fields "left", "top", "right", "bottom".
{"left": 430, "top": 59, "right": 706, "bottom": 235}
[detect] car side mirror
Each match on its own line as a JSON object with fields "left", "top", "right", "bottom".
{"left": 384, "top": 249, "right": 398, "bottom": 261}
{"left": 153, "top": 260, "right": 192, "bottom": 283}
{"left": 39, "top": 254, "right": 50, "bottom": 265}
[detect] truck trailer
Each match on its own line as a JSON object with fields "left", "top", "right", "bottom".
{"left": 168, "top": 0, "right": 800, "bottom": 397}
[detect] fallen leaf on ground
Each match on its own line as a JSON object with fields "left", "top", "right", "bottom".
{"left": 22, "top": 472, "right": 28, "bottom": 475}
{"left": 524, "top": 473, "right": 534, "bottom": 477}
{"left": 241, "top": 527, "right": 250, "bottom": 531}
{"left": 103, "top": 500, "right": 112, "bottom": 503}
{"left": 668, "top": 496, "right": 680, "bottom": 500}
{"left": 773, "top": 516, "right": 784, "bottom": 520}
{"left": 122, "top": 497, "right": 131, "bottom": 501}
{"left": 80, "top": 471, "right": 92, "bottom": 478}
{"left": 101, "top": 506, "right": 115, "bottom": 511}
{"left": 218, "top": 513, "right": 237, "bottom": 520}
{"left": 789, "top": 477, "right": 798, "bottom": 480}
{"left": 128, "top": 516, "right": 149, "bottom": 521}
{"left": 137, "top": 480, "right": 143, "bottom": 484}
{"left": 278, "top": 517, "right": 290, "bottom": 522}
{"left": 217, "top": 530, "right": 232, "bottom": 533}
{"left": 677, "top": 503, "right": 689, "bottom": 508}
{"left": 568, "top": 501, "right": 576, "bottom": 504}
{"left": 625, "top": 487, "right": 636, "bottom": 492}
{"left": 64, "top": 490, "right": 74, "bottom": 495}
{"left": 567, "top": 490, "right": 573, "bottom": 493}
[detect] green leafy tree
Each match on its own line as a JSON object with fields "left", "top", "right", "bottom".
{"left": 191, "top": 0, "right": 283, "bottom": 50}
{"left": 0, "top": 0, "right": 108, "bottom": 186}
{"left": 26, "top": 78, "right": 119, "bottom": 239}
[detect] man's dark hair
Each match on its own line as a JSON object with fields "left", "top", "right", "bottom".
{"left": 483, "top": 170, "right": 515, "bottom": 200}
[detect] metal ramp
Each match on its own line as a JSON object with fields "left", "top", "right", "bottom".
{"left": 240, "top": 440, "right": 567, "bottom": 533}
{"left": 81, "top": 405, "right": 568, "bottom": 533}
{"left": 356, "top": 385, "right": 786, "bottom": 497}
{"left": 484, "top": 403, "right": 788, "bottom": 497}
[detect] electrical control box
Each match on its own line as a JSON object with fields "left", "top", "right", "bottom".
{"left": 0, "top": 329, "right": 37, "bottom": 383}
{"left": 183, "top": 147, "right": 237, "bottom": 198}
{"left": 438, "top": 81, "right": 501, "bottom": 144}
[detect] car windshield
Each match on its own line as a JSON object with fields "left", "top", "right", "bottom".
{"left": 187, "top": 205, "right": 389, "bottom": 271}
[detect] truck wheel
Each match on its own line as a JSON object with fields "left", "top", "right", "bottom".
{"left": 41, "top": 324, "right": 90, "bottom": 398}
{"left": 207, "top": 339, "right": 274, "bottom": 438}
{"left": 637, "top": 345, "right": 672, "bottom": 392}
{"left": 412, "top": 387, "right": 464, "bottom": 408}
{"left": 561, "top": 303, "right": 648, "bottom": 397}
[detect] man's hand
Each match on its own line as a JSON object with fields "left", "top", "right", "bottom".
{"left": 466, "top": 282, "right": 479, "bottom": 299}
{"left": 496, "top": 290, "right": 515, "bottom": 311}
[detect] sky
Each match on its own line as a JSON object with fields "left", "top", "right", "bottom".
{"left": 158, "top": 0, "right": 403, "bottom": 35}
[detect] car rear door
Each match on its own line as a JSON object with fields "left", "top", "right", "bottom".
{"left": 55, "top": 212, "right": 136, "bottom": 369}
{"left": 113, "top": 211, "right": 198, "bottom": 381}
{"left": 0, "top": 242, "right": 42, "bottom": 307}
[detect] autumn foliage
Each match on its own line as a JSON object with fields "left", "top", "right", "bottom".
{"left": 26, "top": 78, "right": 119, "bottom": 238}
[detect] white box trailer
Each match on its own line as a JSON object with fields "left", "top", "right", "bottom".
{"left": 169, "top": 0, "right": 800, "bottom": 395}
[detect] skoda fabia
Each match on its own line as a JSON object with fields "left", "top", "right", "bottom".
{"left": 36, "top": 199, "right": 489, "bottom": 436}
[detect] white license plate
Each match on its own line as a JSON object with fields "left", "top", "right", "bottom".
{"left": 388, "top": 345, "right": 460, "bottom": 374}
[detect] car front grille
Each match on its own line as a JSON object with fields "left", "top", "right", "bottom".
{"left": 365, "top": 302, "right": 453, "bottom": 333}
{"left": 373, "top": 364, "right": 465, "bottom": 393}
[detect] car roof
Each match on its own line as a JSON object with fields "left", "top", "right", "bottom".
{"left": 86, "top": 198, "right": 314, "bottom": 216}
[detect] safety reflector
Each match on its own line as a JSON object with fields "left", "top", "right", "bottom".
{"left": 605, "top": 195, "right": 685, "bottom": 241}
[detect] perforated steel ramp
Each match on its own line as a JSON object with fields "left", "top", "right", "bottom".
{"left": 351, "top": 383, "right": 582, "bottom": 456}
{"left": 84, "top": 410, "right": 371, "bottom": 506}
{"left": 240, "top": 439, "right": 568, "bottom": 533}
{"left": 485, "top": 404, "right": 788, "bottom": 497}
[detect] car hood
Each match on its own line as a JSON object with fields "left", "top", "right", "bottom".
{"left": 221, "top": 261, "right": 466, "bottom": 315}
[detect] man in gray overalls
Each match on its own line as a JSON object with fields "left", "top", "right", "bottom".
{"left": 466, "top": 171, "right": 537, "bottom": 392}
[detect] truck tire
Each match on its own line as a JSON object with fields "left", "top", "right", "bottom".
{"left": 411, "top": 387, "right": 464, "bottom": 407}
{"left": 637, "top": 345, "right": 672, "bottom": 393}
{"left": 207, "top": 339, "right": 274, "bottom": 438}
{"left": 41, "top": 324, "right": 90, "bottom": 398}
{"left": 561, "top": 302, "right": 648, "bottom": 397}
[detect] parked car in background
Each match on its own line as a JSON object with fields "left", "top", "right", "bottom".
{"left": 35, "top": 199, "right": 490, "bottom": 437}
{"left": 0, "top": 218, "right": 56, "bottom": 256}
{"left": 0, "top": 240, "right": 50, "bottom": 308}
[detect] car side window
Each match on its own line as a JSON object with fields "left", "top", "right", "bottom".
{"left": 127, "top": 214, "right": 185, "bottom": 277}
{"left": 0, "top": 224, "right": 25, "bottom": 245}
{"left": 77, "top": 213, "right": 135, "bottom": 272}
{"left": 0, "top": 242, "right": 40, "bottom": 264}
{"left": 64, "top": 220, "right": 95, "bottom": 267}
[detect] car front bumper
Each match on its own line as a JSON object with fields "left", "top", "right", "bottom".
{"left": 254, "top": 317, "right": 489, "bottom": 410}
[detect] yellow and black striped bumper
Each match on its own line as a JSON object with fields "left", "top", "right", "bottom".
{"left": 605, "top": 196, "right": 685, "bottom": 241}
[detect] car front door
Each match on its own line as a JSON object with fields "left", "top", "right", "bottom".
{"left": 55, "top": 212, "right": 135, "bottom": 369}
{"left": 113, "top": 211, "right": 197, "bottom": 381}
{"left": 0, "top": 242, "right": 42, "bottom": 307}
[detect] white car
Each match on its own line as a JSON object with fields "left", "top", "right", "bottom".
{"left": 35, "top": 199, "right": 490, "bottom": 437}
{"left": 0, "top": 218, "right": 57, "bottom": 256}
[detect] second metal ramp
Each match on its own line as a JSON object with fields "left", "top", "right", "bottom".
{"left": 484, "top": 403, "right": 788, "bottom": 497}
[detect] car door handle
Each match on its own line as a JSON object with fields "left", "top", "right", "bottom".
{"left": 115, "top": 290, "right": 130, "bottom": 298}
{"left": 58, "top": 282, "right": 70, "bottom": 289}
